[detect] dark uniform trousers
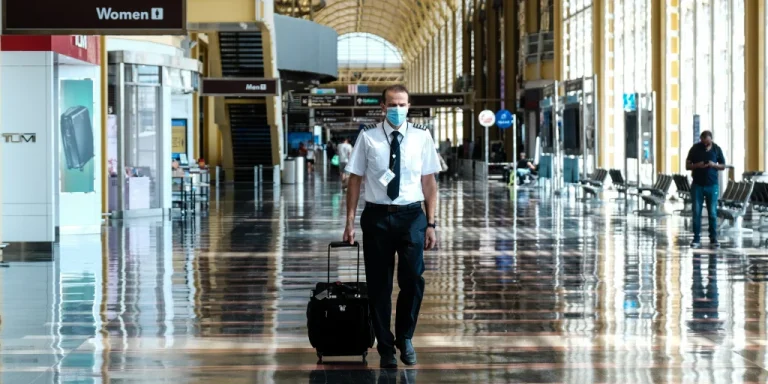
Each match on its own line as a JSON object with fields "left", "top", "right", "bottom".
{"left": 360, "top": 202, "right": 427, "bottom": 355}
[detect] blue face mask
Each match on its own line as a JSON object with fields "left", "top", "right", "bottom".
{"left": 386, "top": 106, "right": 408, "bottom": 127}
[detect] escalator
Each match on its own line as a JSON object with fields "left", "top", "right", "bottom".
{"left": 229, "top": 103, "right": 273, "bottom": 182}
{"left": 219, "top": 31, "right": 273, "bottom": 182}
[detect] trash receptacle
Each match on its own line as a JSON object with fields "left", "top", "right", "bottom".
{"left": 295, "top": 156, "right": 305, "bottom": 184}
{"left": 283, "top": 158, "right": 296, "bottom": 184}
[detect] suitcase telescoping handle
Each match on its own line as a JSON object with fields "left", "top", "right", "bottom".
{"left": 327, "top": 241, "right": 361, "bottom": 286}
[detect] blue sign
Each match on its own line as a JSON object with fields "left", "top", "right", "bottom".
{"left": 495, "top": 109, "right": 514, "bottom": 129}
{"left": 693, "top": 114, "right": 701, "bottom": 143}
{"left": 623, "top": 93, "right": 637, "bottom": 111}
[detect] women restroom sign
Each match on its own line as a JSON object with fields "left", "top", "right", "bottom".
{"left": 2, "top": 0, "right": 186, "bottom": 35}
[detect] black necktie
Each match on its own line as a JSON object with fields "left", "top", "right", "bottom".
{"left": 387, "top": 131, "right": 401, "bottom": 201}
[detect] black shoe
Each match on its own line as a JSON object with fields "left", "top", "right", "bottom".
{"left": 380, "top": 353, "right": 397, "bottom": 369}
{"left": 397, "top": 339, "right": 417, "bottom": 366}
{"left": 710, "top": 240, "right": 721, "bottom": 249}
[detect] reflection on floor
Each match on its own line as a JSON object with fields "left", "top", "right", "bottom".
{"left": 4, "top": 176, "right": 768, "bottom": 383}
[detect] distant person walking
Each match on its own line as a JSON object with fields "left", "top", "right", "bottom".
{"left": 686, "top": 130, "right": 726, "bottom": 249}
{"left": 305, "top": 140, "right": 316, "bottom": 172}
{"left": 337, "top": 138, "right": 353, "bottom": 188}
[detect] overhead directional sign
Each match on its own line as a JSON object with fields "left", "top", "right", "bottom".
{"left": 200, "top": 78, "right": 279, "bottom": 96}
{"left": 355, "top": 95, "right": 382, "bottom": 106}
{"left": 314, "top": 109, "right": 353, "bottom": 118}
{"left": 409, "top": 94, "right": 466, "bottom": 108}
{"left": 407, "top": 108, "right": 432, "bottom": 118}
{"left": 309, "top": 94, "right": 355, "bottom": 107}
{"left": 315, "top": 108, "right": 431, "bottom": 122}
{"left": 3, "top": 0, "right": 186, "bottom": 35}
{"left": 355, "top": 109, "right": 383, "bottom": 118}
{"left": 298, "top": 93, "right": 469, "bottom": 109}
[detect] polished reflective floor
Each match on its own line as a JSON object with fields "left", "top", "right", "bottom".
{"left": 5, "top": 175, "right": 768, "bottom": 383}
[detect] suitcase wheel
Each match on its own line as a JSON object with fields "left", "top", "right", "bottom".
{"left": 362, "top": 352, "right": 368, "bottom": 364}
{"left": 317, "top": 352, "right": 323, "bottom": 364}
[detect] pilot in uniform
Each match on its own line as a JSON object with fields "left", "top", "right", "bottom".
{"left": 343, "top": 84, "right": 440, "bottom": 368}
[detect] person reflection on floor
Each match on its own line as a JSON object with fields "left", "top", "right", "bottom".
{"left": 688, "top": 253, "right": 723, "bottom": 334}
{"left": 307, "top": 368, "right": 416, "bottom": 384}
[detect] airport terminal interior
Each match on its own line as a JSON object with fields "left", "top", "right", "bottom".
{"left": 3, "top": 0, "right": 768, "bottom": 382}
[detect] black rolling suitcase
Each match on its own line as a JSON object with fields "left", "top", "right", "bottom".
{"left": 307, "top": 241, "right": 374, "bottom": 364}
{"left": 61, "top": 106, "right": 95, "bottom": 171}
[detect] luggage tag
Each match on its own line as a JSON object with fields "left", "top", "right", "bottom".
{"left": 378, "top": 169, "right": 396, "bottom": 187}
{"left": 314, "top": 289, "right": 329, "bottom": 300}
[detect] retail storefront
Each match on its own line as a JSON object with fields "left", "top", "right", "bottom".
{"left": 107, "top": 50, "right": 200, "bottom": 218}
{"left": 0, "top": 35, "right": 102, "bottom": 246}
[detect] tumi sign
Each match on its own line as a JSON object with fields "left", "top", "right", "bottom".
{"left": 200, "top": 78, "right": 279, "bottom": 97}
{"left": 2, "top": 133, "right": 36, "bottom": 143}
{"left": 2, "top": 0, "right": 186, "bottom": 35}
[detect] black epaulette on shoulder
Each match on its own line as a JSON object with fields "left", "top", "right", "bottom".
{"left": 363, "top": 123, "right": 378, "bottom": 131}
{"left": 412, "top": 123, "right": 428, "bottom": 131}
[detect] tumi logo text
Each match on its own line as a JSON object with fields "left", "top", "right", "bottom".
{"left": 74, "top": 36, "right": 87, "bottom": 49}
{"left": 246, "top": 84, "right": 267, "bottom": 91}
{"left": 2, "top": 133, "right": 36, "bottom": 143}
{"left": 96, "top": 7, "right": 164, "bottom": 20}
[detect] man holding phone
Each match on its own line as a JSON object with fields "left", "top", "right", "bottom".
{"left": 686, "top": 130, "right": 726, "bottom": 249}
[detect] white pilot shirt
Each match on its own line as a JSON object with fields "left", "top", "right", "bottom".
{"left": 346, "top": 120, "right": 441, "bottom": 205}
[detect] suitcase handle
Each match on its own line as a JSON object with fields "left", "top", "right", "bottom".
{"left": 330, "top": 241, "right": 359, "bottom": 248}
{"left": 327, "top": 241, "right": 361, "bottom": 286}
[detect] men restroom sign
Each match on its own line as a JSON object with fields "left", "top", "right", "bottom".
{"left": 200, "top": 78, "right": 279, "bottom": 97}
{"left": 2, "top": 0, "right": 186, "bottom": 35}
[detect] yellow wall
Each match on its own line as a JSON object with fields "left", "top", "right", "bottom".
{"left": 187, "top": 0, "right": 263, "bottom": 23}
{"left": 112, "top": 36, "right": 186, "bottom": 48}
{"left": 525, "top": 60, "right": 555, "bottom": 81}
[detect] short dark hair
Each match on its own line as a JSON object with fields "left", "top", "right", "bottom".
{"left": 381, "top": 84, "right": 410, "bottom": 103}
{"left": 700, "top": 130, "right": 713, "bottom": 139}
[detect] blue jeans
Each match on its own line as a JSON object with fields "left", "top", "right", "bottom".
{"left": 691, "top": 184, "right": 719, "bottom": 241}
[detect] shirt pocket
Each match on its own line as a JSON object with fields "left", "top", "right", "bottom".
{"left": 367, "top": 142, "right": 389, "bottom": 173}
{"left": 402, "top": 140, "right": 424, "bottom": 172}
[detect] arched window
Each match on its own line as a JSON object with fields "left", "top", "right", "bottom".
{"left": 338, "top": 33, "right": 403, "bottom": 67}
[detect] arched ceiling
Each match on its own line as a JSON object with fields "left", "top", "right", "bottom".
{"left": 308, "top": 0, "right": 458, "bottom": 62}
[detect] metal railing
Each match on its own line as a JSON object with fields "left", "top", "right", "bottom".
{"left": 214, "top": 165, "right": 280, "bottom": 187}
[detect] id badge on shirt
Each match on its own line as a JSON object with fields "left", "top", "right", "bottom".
{"left": 378, "top": 169, "right": 396, "bottom": 186}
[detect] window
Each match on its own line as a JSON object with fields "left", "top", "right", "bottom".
{"left": 337, "top": 33, "right": 403, "bottom": 67}
{"left": 606, "top": 0, "right": 652, "bottom": 171}
{"left": 679, "top": 0, "right": 745, "bottom": 177}
{"left": 562, "top": 0, "right": 593, "bottom": 80}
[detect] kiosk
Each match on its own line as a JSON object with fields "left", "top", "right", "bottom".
{"left": 538, "top": 83, "right": 561, "bottom": 192}
{"left": 562, "top": 76, "right": 598, "bottom": 184}
{"left": 624, "top": 92, "right": 657, "bottom": 211}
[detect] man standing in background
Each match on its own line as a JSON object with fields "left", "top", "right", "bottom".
{"left": 686, "top": 130, "right": 726, "bottom": 249}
